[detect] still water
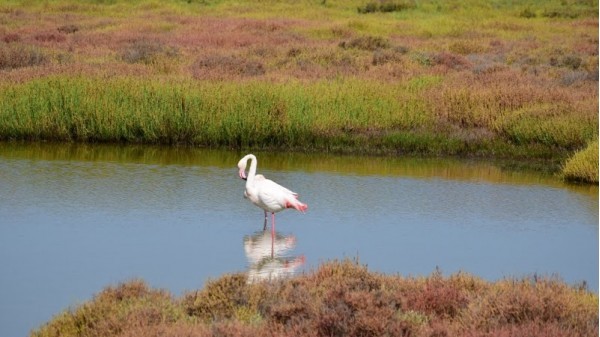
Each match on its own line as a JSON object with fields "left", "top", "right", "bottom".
{"left": 0, "top": 143, "right": 598, "bottom": 337}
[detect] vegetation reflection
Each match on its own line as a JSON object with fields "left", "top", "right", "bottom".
{"left": 0, "top": 142, "right": 596, "bottom": 198}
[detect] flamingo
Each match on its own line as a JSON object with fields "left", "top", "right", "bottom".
{"left": 237, "top": 154, "right": 308, "bottom": 233}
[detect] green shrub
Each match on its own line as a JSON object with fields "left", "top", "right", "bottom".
{"left": 339, "top": 36, "right": 391, "bottom": 51}
{"left": 357, "top": 1, "right": 378, "bottom": 13}
{"left": 561, "top": 55, "right": 582, "bottom": 70}
{"left": 542, "top": 7, "right": 580, "bottom": 18}
{"left": 357, "top": 0, "right": 416, "bottom": 14}
{"left": 519, "top": 7, "right": 537, "bottom": 18}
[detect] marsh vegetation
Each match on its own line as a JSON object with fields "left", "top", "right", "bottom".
{"left": 32, "top": 260, "right": 598, "bottom": 337}
{"left": 0, "top": 0, "right": 598, "bottom": 181}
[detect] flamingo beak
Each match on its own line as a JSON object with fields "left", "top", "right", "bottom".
{"left": 239, "top": 168, "right": 247, "bottom": 180}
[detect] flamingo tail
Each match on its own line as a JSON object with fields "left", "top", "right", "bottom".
{"left": 285, "top": 198, "right": 308, "bottom": 213}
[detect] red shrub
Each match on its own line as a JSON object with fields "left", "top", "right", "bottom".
{"left": 433, "top": 51, "right": 472, "bottom": 70}
{"left": 402, "top": 272, "right": 469, "bottom": 319}
{"left": 34, "top": 31, "right": 67, "bottom": 43}
{"left": 2, "top": 33, "right": 21, "bottom": 43}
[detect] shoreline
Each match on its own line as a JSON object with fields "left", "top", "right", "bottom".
{"left": 0, "top": 136, "right": 570, "bottom": 174}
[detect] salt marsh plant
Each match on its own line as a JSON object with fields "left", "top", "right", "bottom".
{"left": 32, "top": 260, "right": 598, "bottom": 337}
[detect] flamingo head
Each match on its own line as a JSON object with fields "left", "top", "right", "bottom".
{"left": 239, "top": 167, "right": 247, "bottom": 180}
{"left": 237, "top": 158, "right": 248, "bottom": 180}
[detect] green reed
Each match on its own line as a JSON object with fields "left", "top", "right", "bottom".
{"left": 0, "top": 76, "right": 430, "bottom": 148}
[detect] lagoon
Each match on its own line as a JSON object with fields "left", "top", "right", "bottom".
{"left": 0, "top": 143, "right": 597, "bottom": 337}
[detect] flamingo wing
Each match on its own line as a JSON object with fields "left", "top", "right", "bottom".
{"left": 255, "top": 179, "right": 298, "bottom": 212}
{"left": 260, "top": 178, "right": 299, "bottom": 198}
{"left": 251, "top": 175, "right": 298, "bottom": 198}
{"left": 256, "top": 184, "right": 287, "bottom": 212}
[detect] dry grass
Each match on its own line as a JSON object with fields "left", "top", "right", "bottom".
{"left": 32, "top": 260, "right": 598, "bottom": 337}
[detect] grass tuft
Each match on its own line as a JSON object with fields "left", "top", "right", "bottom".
{"left": 562, "top": 139, "right": 599, "bottom": 183}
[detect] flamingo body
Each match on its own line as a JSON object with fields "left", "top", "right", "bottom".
{"left": 237, "top": 154, "right": 307, "bottom": 229}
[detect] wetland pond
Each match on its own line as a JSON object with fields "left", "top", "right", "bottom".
{"left": 0, "top": 143, "right": 598, "bottom": 337}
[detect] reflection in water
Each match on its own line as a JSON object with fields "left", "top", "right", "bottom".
{"left": 244, "top": 229, "right": 305, "bottom": 283}
{"left": 2, "top": 142, "right": 594, "bottom": 197}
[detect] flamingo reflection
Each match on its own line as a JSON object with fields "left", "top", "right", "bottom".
{"left": 244, "top": 229, "right": 305, "bottom": 283}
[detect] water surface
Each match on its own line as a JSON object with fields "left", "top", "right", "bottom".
{"left": 0, "top": 143, "right": 597, "bottom": 337}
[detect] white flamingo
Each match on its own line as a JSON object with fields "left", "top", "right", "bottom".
{"left": 237, "top": 154, "right": 307, "bottom": 232}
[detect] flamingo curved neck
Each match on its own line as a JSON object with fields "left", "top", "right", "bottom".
{"left": 246, "top": 154, "right": 258, "bottom": 185}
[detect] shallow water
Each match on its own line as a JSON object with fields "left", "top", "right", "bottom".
{"left": 0, "top": 143, "right": 597, "bottom": 337}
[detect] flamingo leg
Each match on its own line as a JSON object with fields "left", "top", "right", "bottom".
{"left": 271, "top": 212, "right": 276, "bottom": 236}
{"left": 270, "top": 221, "right": 275, "bottom": 258}
{"left": 263, "top": 210, "right": 268, "bottom": 231}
